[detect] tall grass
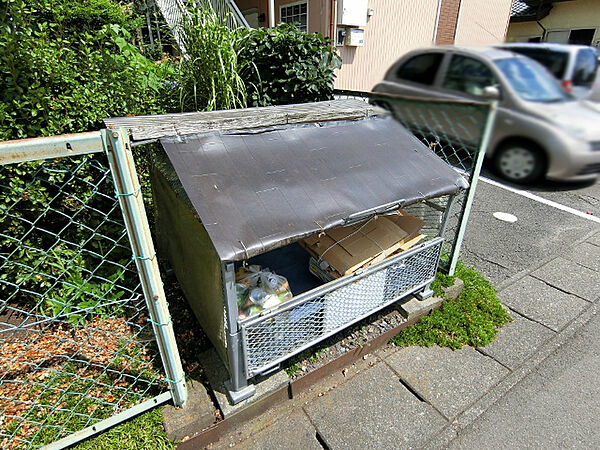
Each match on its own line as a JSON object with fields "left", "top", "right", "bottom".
{"left": 176, "top": 1, "right": 247, "bottom": 112}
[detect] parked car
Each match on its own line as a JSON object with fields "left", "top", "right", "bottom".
{"left": 494, "top": 43, "right": 599, "bottom": 100}
{"left": 372, "top": 46, "right": 600, "bottom": 184}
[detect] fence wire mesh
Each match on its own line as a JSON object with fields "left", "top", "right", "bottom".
{"left": 335, "top": 90, "right": 492, "bottom": 270}
{"left": 0, "top": 154, "right": 169, "bottom": 448}
{"left": 242, "top": 238, "right": 443, "bottom": 376}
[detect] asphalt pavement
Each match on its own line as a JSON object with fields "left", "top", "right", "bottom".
{"left": 199, "top": 175, "right": 600, "bottom": 449}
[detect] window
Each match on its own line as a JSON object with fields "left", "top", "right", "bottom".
{"left": 280, "top": 1, "right": 308, "bottom": 33}
{"left": 395, "top": 53, "right": 443, "bottom": 85}
{"left": 568, "top": 28, "right": 595, "bottom": 45}
{"left": 442, "top": 55, "right": 498, "bottom": 97}
{"left": 573, "top": 48, "right": 598, "bottom": 87}
{"left": 505, "top": 47, "right": 569, "bottom": 79}
{"left": 546, "top": 28, "right": 596, "bottom": 45}
{"left": 494, "top": 57, "right": 567, "bottom": 103}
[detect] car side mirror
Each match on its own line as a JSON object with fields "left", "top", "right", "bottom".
{"left": 482, "top": 85, "right": 501, "bottom": 100}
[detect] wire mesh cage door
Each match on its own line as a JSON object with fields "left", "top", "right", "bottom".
{"left": 0, "top": 131, "right": 186, "bottom": 449}
{"left": 235, "top": 194, "right": 456, "bottom": 386}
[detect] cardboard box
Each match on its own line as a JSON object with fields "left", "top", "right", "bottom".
{"left": 301, "top": 210, "right": 426, "bottom": 279}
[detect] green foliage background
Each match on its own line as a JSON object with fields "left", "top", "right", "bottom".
{"left": 0, "top": 0, "right": 342, "bottom": 322}
{"left": 0, "top": 0, "right": 173, "bottom": 141}
{"left": 0, "top": 0, "right": 170, "bottom": 321}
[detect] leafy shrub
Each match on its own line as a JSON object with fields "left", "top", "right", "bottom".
{"left": 0, "top": 0, "right": 173, "bottom": 141}
{"left": 0, "top": 157, "right": 136, "bottom": 324}
{"left": 28, "top": 0, "right": 144, "bottom": 37}
{"left": 237, "top": 23, "right": 342, "bottom": 106}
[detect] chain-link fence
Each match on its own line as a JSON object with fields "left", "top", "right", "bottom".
{"left": 334, "top": 90, "right": 497, "bottom": 274}
{"left": 0, "top": 131, "right": 186, "bottom": 448}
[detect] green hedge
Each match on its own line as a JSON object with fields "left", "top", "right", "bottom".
{"left": 237, "top": 23, "right": 342, "bottom": 106}
{"left": 0, "top": 0, "right": 172, "bottom": 141}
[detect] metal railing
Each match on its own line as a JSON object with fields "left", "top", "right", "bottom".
{"left": 334, "top": 90, "right": 498, "bottom": 275}
{"left": 0, "top": 131, "right": 186, "bottom": 449}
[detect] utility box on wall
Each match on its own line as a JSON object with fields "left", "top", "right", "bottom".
{"left": 345, "top": 28, "right": 364, "bottom": 46}
{"left": 337, "top": 0, "right": 368, "bottom": 27}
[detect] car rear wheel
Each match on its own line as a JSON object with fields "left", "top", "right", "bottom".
{"left": 493, "top": 143, "right": 546, "bottom": 184}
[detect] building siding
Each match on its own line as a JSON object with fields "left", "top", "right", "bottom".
{"left": 454, "top": 0, "right": 512, "bottom": 45}
{"left": 335, "top": 0, "right": 440, "bottom": 91}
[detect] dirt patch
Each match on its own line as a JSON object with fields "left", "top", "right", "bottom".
{"left": 0, "top": 315, "right": 161, "bottom": 448}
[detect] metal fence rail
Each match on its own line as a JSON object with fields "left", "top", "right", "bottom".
{"left": 0, "top": 132, "right": 186, "bottom": 448}
{"left": 334, "top": 90, "right": 497, "bottom": 275}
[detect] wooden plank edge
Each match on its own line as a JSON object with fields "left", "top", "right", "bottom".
{"left": 105, "top": 99, "right": 382, "bottom": 143}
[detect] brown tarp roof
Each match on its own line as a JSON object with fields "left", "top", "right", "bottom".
{"left": 160, "top": 115, "right": 468, "bottom": 262}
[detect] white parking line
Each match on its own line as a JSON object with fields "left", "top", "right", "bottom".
{"left": 480, "top": 176, "right": 600, "bottom": 224}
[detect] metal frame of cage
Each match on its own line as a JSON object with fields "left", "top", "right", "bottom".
{"left": 227, "top": 197, "right": 455, "bottom": 401}
{"left": 151, "top": 148, "right": 458, "bottom": 403}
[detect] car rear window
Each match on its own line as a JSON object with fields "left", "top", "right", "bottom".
{"left": 504, "top": 47, "right": 568, "bottom": 80}
{"left": 396, "top": 53, "right": 443, "bottom": 85}
{"left": 573, "top": 48, "right": 598, "bottom": 87}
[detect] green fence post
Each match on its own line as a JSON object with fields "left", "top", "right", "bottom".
{"left": 102, "top": 128, "right": 188, "bottom": 407}
{"left": 448, "top": 99, "right": 498, "bottom": 276}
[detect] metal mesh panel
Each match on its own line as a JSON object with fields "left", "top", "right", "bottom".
{"left": 241, "top": 239, "right": 443, "bottom": 376}
{"left": 0, "top": 155, "right": 168, "bottom": 448}
{"left": 335, "top": 90, "right": 492, "bottom": 270}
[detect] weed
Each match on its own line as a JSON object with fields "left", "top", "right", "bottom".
{"left": 176, "top": 1, "right": 247, "bottom": 112}
{"left": 284, "top": 362, "right": 302, "bottom": 378}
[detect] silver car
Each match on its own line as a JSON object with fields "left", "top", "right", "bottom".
{"left": 372, "top": 46, "right": 600, "bottom": 183}
{"left": 494, "top": 43, "right": 599, "bottom": 101}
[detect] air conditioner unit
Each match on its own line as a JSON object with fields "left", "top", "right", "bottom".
{"left": 337, "top": 0, "right": 368, "bottom": 27}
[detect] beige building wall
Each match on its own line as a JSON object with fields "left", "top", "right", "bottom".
{"left": 506, "top": 0, "right": 600, "bottom": 44}
{"left": 506, "top": 21, "right": 545, "bottom": 41}
{"left": 334, "top": 0, "right": 440, "bottom": 91}
{"left": 454, "top": 0, "right": 512, "bottom": 45}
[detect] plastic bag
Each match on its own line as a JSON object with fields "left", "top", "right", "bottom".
{"left": 235, "top": 265, "right": 293, "bottom": 319}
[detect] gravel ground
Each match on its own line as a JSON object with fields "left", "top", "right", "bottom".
{"left": 283, "top": 301, "right": 410, "bottom": 379}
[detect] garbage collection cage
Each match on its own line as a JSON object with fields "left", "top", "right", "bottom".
{"left": 152, "top": 114, "right": 468, "bottom": 403}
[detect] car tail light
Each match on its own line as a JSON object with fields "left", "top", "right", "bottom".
{"left": 562, "top": 80, "right": 573, "bottom": 92}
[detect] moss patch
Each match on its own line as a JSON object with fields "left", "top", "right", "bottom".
{"left": 74, "top": 408, "right": 175, "bottom": 450}
{"left": 391, "top": 262, "right": 512, "bottom": 350}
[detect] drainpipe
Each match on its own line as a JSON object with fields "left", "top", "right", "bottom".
{"left": 330, "top": 0, "right": 335, "bottom": 39}
{"left": 269, "top": 0, "right": 275, "bottom": 27}
{"left": 433, "top": 0, "right": 443, "bottom": 44}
